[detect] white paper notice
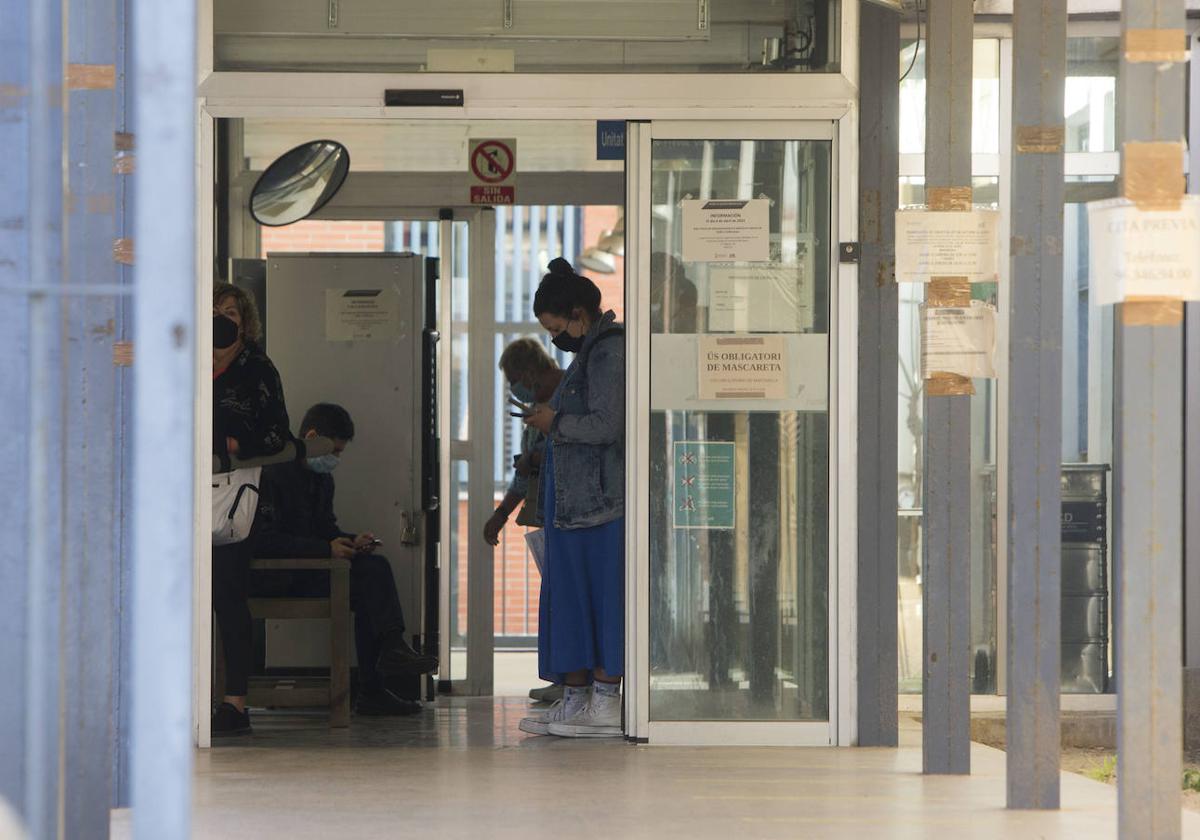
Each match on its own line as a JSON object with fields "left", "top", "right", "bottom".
{"left": 921, "top": 301, "right": 997, "bottom": 379}
{"left": 895, "top": 209, "right": 1000, "bottom": 283}
{"left": 708, "top": 264, "right": 813, "bottom": 332}
{"left": 698, "top": 335, "right": 788, "bottom": 400}
{"left": 325, "top": 288, "right": 402, "bottom": 341}
{"left": 1086, "top": 197, "right": 1200, "bottom": 305}
{"left": 681, "top": 199, "right": 770, "bottom": 263}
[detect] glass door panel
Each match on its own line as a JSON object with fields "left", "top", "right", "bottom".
{"left": 646, "top": 134, "right": 833, "bottom": 724}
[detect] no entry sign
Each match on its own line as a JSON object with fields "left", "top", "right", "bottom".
{"left": 469, "top": 138, "right": 516, "bottom": 205}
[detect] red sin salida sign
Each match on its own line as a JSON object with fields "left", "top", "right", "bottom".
{"left": 469, "top": 138, "right": 516, "bottom": 205}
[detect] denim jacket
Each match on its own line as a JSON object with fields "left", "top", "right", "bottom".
{"left": 548, "top": 310, "right": 625, "bottom": 529}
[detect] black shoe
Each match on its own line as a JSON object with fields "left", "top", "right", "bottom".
{"left": 376, "top": 636, "right": 439, "bottom": 677}
{"left": 355, "top": 686, "right": 423, "bottom": 717}
{"left": 211, "top": 702, "right": 251, "bottom": 736}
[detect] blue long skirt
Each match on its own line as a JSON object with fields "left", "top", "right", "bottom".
{"left": 537, "top": 444, "right": 625, "bottom": 682}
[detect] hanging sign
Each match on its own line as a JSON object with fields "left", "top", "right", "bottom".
{"left": 469, "top": 138, "right": 517, "bottom": 205}
{"left": 673, "top": 441, "right": 736, "bottom": 530}
{"left": 895, "top": 209, "right": 1000, "bottom": 283}
{"left": 325, "top": 288, "right": 401, "bottom": 341}
{"left": 697, "top": 335, "right": 788, "bottom": 400}
{"left": 1086, "top": 196, "right": 1200, "bottom": 305}
{"left": 681, "top": 199, "right": 770, "bottom": 263}
{"left": 921, "top": 301, "right": 997, "bottom": 380}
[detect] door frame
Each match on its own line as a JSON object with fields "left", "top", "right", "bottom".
{"left": 193, "top": 77, "right": 860, "bottom": 747}
{"left": 624, "top": 120, "right": 850, "bottom": 747}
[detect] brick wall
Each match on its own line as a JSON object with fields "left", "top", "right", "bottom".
{"left": 581, "top": 205, "right": 626, "bottom": 323}
{"left": 260, "top": 220, "right": 386, "bottom": 255}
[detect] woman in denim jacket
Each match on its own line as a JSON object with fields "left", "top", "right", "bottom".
{"left": 518, "top": 258, "right": 625, "bottom": 739}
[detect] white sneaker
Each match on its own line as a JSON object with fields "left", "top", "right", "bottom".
{"left": 547, "top": 690, "right": 622, "bottom": 738}
{"left": 519, "top": 688, "right": 590, "bottom": 735}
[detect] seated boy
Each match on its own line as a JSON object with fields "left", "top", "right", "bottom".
{"left": 252, "top": 403, "right": 437, "bottom": 719}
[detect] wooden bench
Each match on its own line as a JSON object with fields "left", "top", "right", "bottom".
{"left": 213, "top": 556, "right": 352, "bottom": 727}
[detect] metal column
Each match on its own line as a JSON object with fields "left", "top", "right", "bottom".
{"left": 921, "top": 0, "right": 974, "bottom": 775}
{"left": 857, "top": 0, "right": 900, "bottom": 748}
{"left": 64, "top": 1, "right": 126, "bottom": 835}
{"left": 1115, "top": 0, "right": 1186, "bottom": 832}
{"left": 0, "top": 0, "right": 36, "bottom": 824}
{"left": 1005, "top": 0, "right": 1066, "bottom": 810}
{"left": 129, "top": 0, "right": 197, "bottom": 837}
{"left": 1182, "top": 30, "right": 1200, "bottom": 753}
{"left": 24, "top": 1, "right": 68, "bottom": 837}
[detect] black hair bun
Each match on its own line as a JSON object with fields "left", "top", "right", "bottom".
{"left": 547, "top": 257, "right": 575, "bottom": 276}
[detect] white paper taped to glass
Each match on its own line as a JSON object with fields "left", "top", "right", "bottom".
{"left": 921, "top": 301, "right": 997, "bottom": 380}
{"left": 1086, "top": 196, "right": 1200, "bottom": 304}
{"left": 894, "top": 209, "right": 1000, "bottom": 283}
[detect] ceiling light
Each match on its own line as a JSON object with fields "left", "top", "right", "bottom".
{"left": 578, "top": 247, "right": 617, "bottom": 274}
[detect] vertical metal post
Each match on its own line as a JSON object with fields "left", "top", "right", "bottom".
{"left": 25, "top": 0, "right": 67, "bottom": 836}
{"left": 130, "top": 0, "right": 197, "bottom": 836}
{"left": 1006, "top": 0, "right": 1066, "bottom": 810}
{"left": 63, "top": 0, "right": 124, "bottom": 835}
{"left": 0, "top": 0, "right": 34, "bottom": 823}
{"left": 922, "top": 0, "right": 974, "bottom": 775}
{"left": 856, "top": 0, "right": 900, "bottom": 748}
{"left": 1115, "top": 0, "right": 1186, "bottom": 832}
{"left": 1182, "top": 30, "right": 1200, "bottom": 753}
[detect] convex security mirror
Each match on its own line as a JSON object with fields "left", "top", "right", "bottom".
{"left": 250, "top": 140, "right": 351, "bottom": 227}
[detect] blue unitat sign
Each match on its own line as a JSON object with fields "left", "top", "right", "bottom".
{"left": 596, "top": 120, "right": 625, "bottom": 160}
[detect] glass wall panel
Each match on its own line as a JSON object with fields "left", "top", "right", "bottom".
{"left": 899, "top": 39, "right": 1002, "bottom": 155}
{"left": 647, "top": 137, "right": 831, "bottom": 721}
{"left": 1065, "top": 38, "right": 1118, "bottom": 153}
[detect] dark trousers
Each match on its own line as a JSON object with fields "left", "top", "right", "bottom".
{"left": 212, "top": 541, "right": 254, "bottom": 696}
{"left": 249, "top": 553, "right": 406, "bottom": 691}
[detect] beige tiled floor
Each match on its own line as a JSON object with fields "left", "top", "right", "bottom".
{"left": 113, "top": 698, "right": 1200, "bottom": 839}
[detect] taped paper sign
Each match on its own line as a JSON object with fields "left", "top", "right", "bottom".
{"left": 681, "top": 199, "right": 770, "bottom": 263}
{"left": 325, "top": 288, "right": 401, "bottom": 341}
{"left": 698, "top": 335, "right": 787, "bottom": 400}
{"left": 921, "top": 301, "right": 997, "bottom": 380}
{"left": 707, "top": 263, "right": 813, "bottom": 332}
{"left": 1087, "top": 196, "right": 1200, "bottom": 305}
{"left": 895, "top": 209, "right": 1000, "bottom": 283}
{"left": 673, "top": 441, "right": 736, "bottom": 530}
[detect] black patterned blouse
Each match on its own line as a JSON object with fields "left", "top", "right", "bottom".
{"left": 214, "top": 341, "right": 291, "bottom": 462}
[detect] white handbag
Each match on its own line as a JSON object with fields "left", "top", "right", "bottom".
{"left": 211, "top": 467, "right": 262, "bottom": 546}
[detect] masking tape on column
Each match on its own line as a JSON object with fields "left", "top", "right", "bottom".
{"left": 1123, "top": 141, "right": 1185, "bottom": 211}
{"left": 927, "top": 186, "right": 972, "bottom": 212}
{"left": 115, "top": 132, "right": 135, "bottom": 151}
{"left": 925, "top": 372, "right": 975, "bottom": 397}
{"left": 1124, "top": 29, "right": 1188, "bottom": 63}
{"left": 1121, "top": 296, "right": 1184, "bottom": 326}
{"left": 927, "top": 277, "right": 970, "bottom": 307}
{"left": 66, "top": 64, "right": 116, "bottom": 90}
{"left": 1016, "top": 125, "right": 1065, "bottom": 154}
{"left": 112, "top": 341, "right": 134, "bottom": 367}
{"left": 113, "top": 238, "right": 133, "bottom": 265}
{"left": 113, "top": 154, "right": 135, "bottom": 175}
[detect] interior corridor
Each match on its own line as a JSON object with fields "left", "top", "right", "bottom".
{"left": 109, "top": 699, "right": 1200, "bottom": 839}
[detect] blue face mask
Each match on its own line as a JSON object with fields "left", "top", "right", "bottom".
{"left": 510, "top": 381, "right": 537, "bottom": 404}
{"left": 307, "top": 454, "right": 340, "bottom": 474}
